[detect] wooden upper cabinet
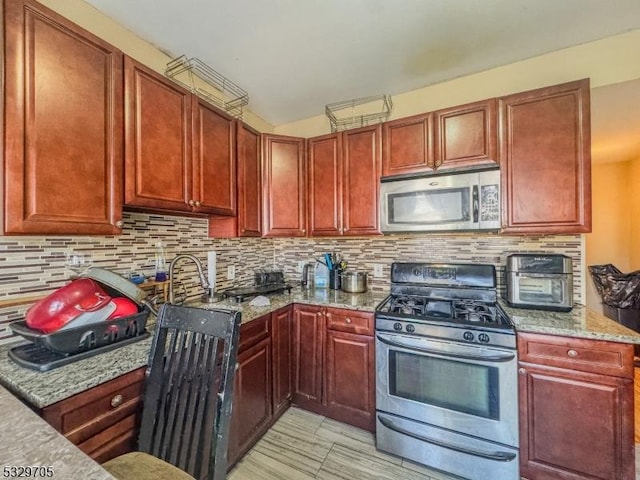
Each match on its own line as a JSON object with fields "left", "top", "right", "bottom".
{"left": 433, "top": 99, "right": 497, "bottom": 169}
{"left": 125, "top": 57, "right": 238, "bottom": 216}
{"left": 342, "top": 125, "right": 382, "bottom": 235}
{"left": 262, "top": 134, "right": 306, "bottom": 237}
{"left": 382, "top": 113, "right": 432, "bottom": 177}
{"left": 124, "top": 56, "right": 192, "bottom": 212}
{"left": 3, "top": 0, "right": 124, "bottom": 234}
{"left": 237, "top": 122, "right": 262, "bottom": 236}
{"left": 192, "top": 98, "right": 236, "bottom": 215}
{"left": 499, "top": 79, "right": 592, "bottom": 234}
{"left": 307, "top": 126, "right": 381, "bottom": 237}
{"left": 307, "top": 133, "right": 343, "bottom": 236}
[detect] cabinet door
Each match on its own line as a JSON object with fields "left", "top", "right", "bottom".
{"left": 262, "top": 135, "right": 306, "bottom": 237}
{"left": 292, "top": 305, "right": 324, "bottom": 410}
{"left": 307, "top": 133, "right": 342, "bottom": 236}
{"left": 192, "top": 98, "right": 236, "bottom": 215}
{"left": 519, "top": 362, "right": 634, "bottom": 480}
{"left": 272, "top": 306, "right": 292, "bottom": 416}
{"left": 499, "top": 79, "right": 591, "bottom": 234}
{"left": 124, "top": 56, "right": 192, "bottom": 212}
{"left": 228, "top": 337, "right": 272, "bottom": 466}
{"left": 237, "top": 122, "right": 262, "bottom": 236}
{"left": 342, "top": 125, "right": 382, "bottom": 236}
{"left": 382, "top": 113, "right": 432, "bottom": 177}
{"left": 4, "top": 0, "right": 123, "bottom": 234}
{"left": 434, "top": 99, "right": 497, "bottom": 169}
{"left": 324, "top": 330, "right": 375, "bottom": 432}
{"left": 41, "top": 368, "right": 145, "bottom": 463}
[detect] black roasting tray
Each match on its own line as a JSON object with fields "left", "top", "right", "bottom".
{"left": 9, "top": 309, "right": 150, "bottom": 355}
{"left": 8, "top": 332, "right": 151, "bottom": 372}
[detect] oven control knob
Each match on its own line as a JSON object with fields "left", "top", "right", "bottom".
{"left": 463, "top": 331, "right": 475, "bottom": 342}
{"left": 406, "top": 324, "right": 415, "bottom": 333}
{"left": 393, "top": 322, "right": 403, "bottom": 332}
{"left": 478, "top": 333, "right": 490, "bottom": 343}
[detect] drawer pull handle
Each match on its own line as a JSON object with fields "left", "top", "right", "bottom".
{"left": 518, "top": 368, "right": 527, "bottom": 375}
{"left": 111, "top": 394, "right": 124, "bottom": 408}
{"left": 345, "top": 318, "right": 352, "bottom": 324}
{"left": 567, "top": 349, "right": 578, "bottom": 358}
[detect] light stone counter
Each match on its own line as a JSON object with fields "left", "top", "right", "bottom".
{"left": 500, "top": 301, "right": 640, "bottom": 344}
{"left": 0, "top": 288, "right": 384, "bottom": 409}
{"left": 0, "top": 384, "right": 115, "bottom": 479}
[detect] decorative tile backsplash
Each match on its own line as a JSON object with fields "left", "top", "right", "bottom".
{"left": 273, "top": 233, "right": 584, "bottom": 300}
{"left": 0, "top": 211, "right": 583, "bottom": 345}
{"left": 0, "top": 212, "right": 273, "bottom": 344}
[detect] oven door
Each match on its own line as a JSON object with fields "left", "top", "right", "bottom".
{"left": 375, "top": 331, "right": 518, "bottom": 447}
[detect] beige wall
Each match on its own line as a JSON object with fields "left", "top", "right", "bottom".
{"left": 586, "top": 161, "right": 634, "bottom": 313}
{"left": 276, "top": 30, "right": 640, "bottom": 137}
{"left": 39, "top": 0, "right": 274, "bottom": 133}
{"left": 630, "top": 158, "right": 640, "bottom": 270}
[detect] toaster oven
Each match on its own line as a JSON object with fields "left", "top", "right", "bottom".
{"left": 505, "top": 254, "right": 573, "bottom": 312}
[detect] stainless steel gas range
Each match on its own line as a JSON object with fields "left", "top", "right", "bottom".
{"left": 375, "top": 262, "right": 519, "bottom": 480}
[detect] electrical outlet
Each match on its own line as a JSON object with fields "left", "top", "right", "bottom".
{"left": 227, "top": 265, "right": 235, "bottom": 280}
{"left": 373, "top": 264, "right": 384, "bottom": 278}
{"left": 297, "top": 261, "right": 306, "bottom": 273}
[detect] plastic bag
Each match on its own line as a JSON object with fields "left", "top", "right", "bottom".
{"left": 588, "top": 264, "right": 640, "bottom": 309}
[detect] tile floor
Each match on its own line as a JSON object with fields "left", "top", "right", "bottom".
{"left": 229, "top": 407, "right": 640, "bottom": 480}
{"left": 228, "top": 407, "right": 458, "bottom": 480}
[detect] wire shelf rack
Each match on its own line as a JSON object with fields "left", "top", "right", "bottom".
{"left": 325, "top": 94, "right": 393, "bottom": 132}
{"left": 165, "top": 55, "right": 249, "bottom": 119}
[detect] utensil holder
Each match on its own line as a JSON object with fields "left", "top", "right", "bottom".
{"left": 329, "top": 270, "right": 342, "bottom": 290}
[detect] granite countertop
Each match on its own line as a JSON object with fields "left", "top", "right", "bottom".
{"left": 1, "top": 287, "right": 638, "bottom": 411}
{"left": 0, "top": 287, "right": 385, "bottom": 409}
{"left": 500, "top": 300, "right": 640, "bottom": 344}
{"left": 0, "top": 384, "right": 115, "bottom": 479}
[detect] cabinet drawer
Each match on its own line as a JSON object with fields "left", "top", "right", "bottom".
{"left": 517, "top": 332, "right": 634, "bottom": 378}
{"left": 326, "top": 308, "right": 373, "bottom": 335}
{"left": 41, "top": 367, "right": 145, "bottom": 446}
{"left": 238, "top": 314, "right": 270, "bottom": 352}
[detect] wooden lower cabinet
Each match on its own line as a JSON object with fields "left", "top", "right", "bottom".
{"left": 228, "top": 336, "right": 272, "bottom": 465}
{"left": 272, "top": 306, "right": 293, "bottom": 416}
{"left": 292, "top": 304, "right": 375, "bottom": 432}
{"left": 518, "top": 332, "right": 635, "bottom": 480}
{"left": 228, "top": 307, "right": 293, "bottom": 467}
{"left": 40, "top": 367, "right": 145, "bottom": 463}
{"left": 324, "top": 330, "right": 375, "bottom": 431}
{"left": 292, "top": 305, "right": 325, "bottom": 410}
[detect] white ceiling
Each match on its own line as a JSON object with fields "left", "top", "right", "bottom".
{"left": 84, "top": 0, "right": 640, "bottom": 126}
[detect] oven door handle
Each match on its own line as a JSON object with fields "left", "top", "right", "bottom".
{"left": 378, "top": 415, "right": 517, "bottom": 462}
{"left": 376, "top": 334, "right": 516, "bottom": 363}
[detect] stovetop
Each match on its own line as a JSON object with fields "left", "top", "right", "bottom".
{"left": 375, "top": 262, "right": 515, "bottom": 349}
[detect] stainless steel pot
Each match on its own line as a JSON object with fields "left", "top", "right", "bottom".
{"left": 340, "top": 271, "right": 368, "bottom": 293}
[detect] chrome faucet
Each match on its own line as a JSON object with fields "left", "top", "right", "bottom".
{"left": 168, "top": 254, "right": 210, "bottom": 304}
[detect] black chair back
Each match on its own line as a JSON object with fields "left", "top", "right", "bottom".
{"left": 138, "top": 304, "right": 241, "bottom": 480}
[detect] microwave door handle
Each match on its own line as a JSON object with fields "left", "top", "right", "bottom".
{"left": 376, "top": 334, "right": 515, "bottom": 363}
{"left": 378, "top": 415, "right": 517, "bottom": 462}
{"left": 472, "top": 185, "right": 479, "bottom": 223}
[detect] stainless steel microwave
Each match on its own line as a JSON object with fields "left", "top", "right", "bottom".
{"left": 380, "top": 168, "right": 501, "bottom": 232}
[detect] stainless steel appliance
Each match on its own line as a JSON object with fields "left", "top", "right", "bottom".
{"left": 380, "top": 168, "right": 500, "bottom": 232}
{"left": 375, "top": 262, "right": 519, "bottom": 480}
{"left": 506, "top": 253, "right": 573, "bottom": 312}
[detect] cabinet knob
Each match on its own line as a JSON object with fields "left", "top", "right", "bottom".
{"left": 567, "top": 349, "right": 578, "bottom": 358}
{"left": 302, "top": 228, "right": 306, "bottom": 234}
{"left": 110, "top": 394, "right": 123, "bottom": 408}
{"left": 345, "top": 318, "right": 352, "bottom": 324}
{"left": 114, "top": 220, "right": 123, "bottom": 228}
{"left": 518, "top": 368, "right": 527, "bottom": 375}
{"left": 235, "top": 363, "right": 240, "bottom": 371}
{"left": 188, "top": 199, "right": 195, "bottom": 206}
{"left": 194, "top": 200, "right": 201, "bottom": 207}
